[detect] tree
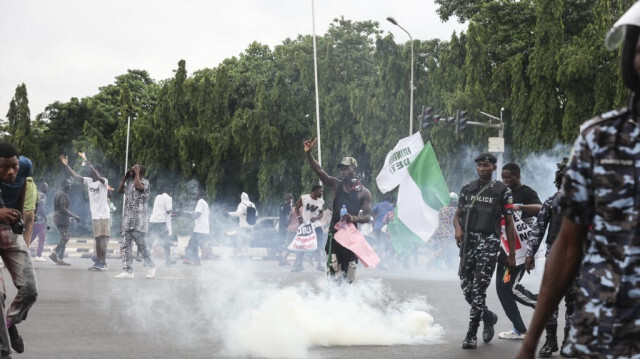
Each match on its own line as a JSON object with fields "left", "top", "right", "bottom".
{"left": 6, "top": 83, "right": 32, "bottom": 154}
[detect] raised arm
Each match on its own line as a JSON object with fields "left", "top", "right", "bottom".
{"left": 303, "top": 138, "right": 338, "bottom": 188}
{"left": 60, "top": 155, "right": 84, "bottom": 182}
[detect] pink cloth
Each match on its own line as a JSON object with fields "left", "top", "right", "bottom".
{"left": 333, "top": 222, "right": 380, "bottom": 269}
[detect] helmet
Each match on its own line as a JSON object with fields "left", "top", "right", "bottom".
{"left": 605, "top": 2, "right": 640, "bottom": 50}
{"left": 449, "top": 192, "right": 459, "bottom": 202}
{"left": 605, "top": 2, "right": 640, "bottom": 92}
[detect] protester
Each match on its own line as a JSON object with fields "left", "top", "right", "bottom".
{"left": 276, "top": 193, "right": 294, "bottom": 263}
{"left": 523, "top": 158, "right": 575, "bottom": 357}
{"left": 0, "top": 142, "right": 39, "bottom": 355}
{"left": 427, "top": 192, "right": 458, "bottom": 270}
{"left": 50, "top": 178, "right": 80, "bottom": 266}
{"left": 184, "top": 189, "right": 210, "bottom": 265}
{"left": 148, "top": 188, "right": 175, "bottom": 266}
{"left": 495, "top": 162, "right": 541, "bottom": 340}
{"left": 303, "top": 138, "right": 372, "bottom": 283}
{"left": 115, "top": 164, "right": 156, "bottom": 279}
{"left": 60, "top": 154, "right": 111, "bottom": 270}
{"left": 517, "top": 5, "right": 640, "bottom": 357}
{"left": 291, "top": 184, "right": 324, "bottom": 272}
{"left": 454, "top": 152, "right": 516, "bottom": 349}
{"left": 279, "top": 199, "right": 300, "bottom": 266}
{"left": 21, "top": 177, "right": 37, "bottom": 248}
{"left": 31, "top": 182, "right": 48, "bottom": 262}
{"left": 371, "top": 193, "right": 394, "bottom": 250}
{"left": 228, "top": 192, "right": 257, "bottom": 257}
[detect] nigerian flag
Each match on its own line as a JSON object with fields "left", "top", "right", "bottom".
{"left": 386, "top": 142, "right": 449, "bottom": 255}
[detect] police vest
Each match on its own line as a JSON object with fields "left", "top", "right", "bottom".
{"left": 462, "top": 180, "right": 507, "bottom": 236}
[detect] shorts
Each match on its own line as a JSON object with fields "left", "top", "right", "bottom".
{"left": 92, "top": 218, "right": 111, "bottom": 238}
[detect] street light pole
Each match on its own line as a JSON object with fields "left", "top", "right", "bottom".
{"left": 123, "top": 114, "right": 131, "bottom": 217}
{"left": 311, "top": 0, "right": 322, "bottom": 167}
{"left": 387, "top": 17, "right": 414, "bottom": 136}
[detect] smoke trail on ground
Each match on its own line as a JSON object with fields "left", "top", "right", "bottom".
{"left": 104, "top": 260, "right": 443, "bottom": 358}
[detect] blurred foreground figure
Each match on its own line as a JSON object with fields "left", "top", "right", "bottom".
{"left": 115, "top": 164, "right": 156, "bottom": 279}
{"left": 303, "top": 138, "right": 371, "bottom": 284}
{"left": 0, "top": 142, "right": 38, "bottom": 356}
{"left": 454, "top": 153, "right": 516, "bottom": 350}
{"left": 517, "top": 4, "right": 640, "bottom": 358}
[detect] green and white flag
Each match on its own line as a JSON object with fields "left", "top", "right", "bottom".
{"left": 386, "top": 142, "right": 450, "bottom": 255}
{"left": 375, "top": 132, "right": 425, "bottom": 193}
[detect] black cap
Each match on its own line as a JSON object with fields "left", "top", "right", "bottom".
{"left": 474, "top": 153, "right": 497, "bottom": 164}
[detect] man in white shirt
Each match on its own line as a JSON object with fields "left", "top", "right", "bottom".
{"left": 148, "top": 189, "right": 175, "bottom": 266}
{"left": 184, "top": 189, "right": 209, "bottom": 265}
{"left": 60, "top": 155, "right": 110, "bottom": 270}
{"left": 228, "top": 192, "right": 257, "bottom": 257}
{"left": 292, "top": 185, "right": 324, "bottom": 272}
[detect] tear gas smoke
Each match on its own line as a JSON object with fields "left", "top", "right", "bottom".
{"left": 105, "top": 261, "right": 444, "bottom": 358}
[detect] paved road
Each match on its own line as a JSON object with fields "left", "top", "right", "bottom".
{"left": 2, "top": 256, "right": 555, "bottom": 359}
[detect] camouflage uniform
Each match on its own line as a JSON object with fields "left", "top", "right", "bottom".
{"left": 527, "top": 191, "right": 578, "bottom": 353}
{"left": 558, "top": 106, "right": 640, "bottom": 358}
{"left": 459, "top": 180, "right": 513, "bottom": 324}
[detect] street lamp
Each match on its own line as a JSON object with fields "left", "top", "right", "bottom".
{"left": 311, "top": 0, "right": 322, "bottom": 167}
{"left": 387, "top": 16, "right": 414, "bottom": 136}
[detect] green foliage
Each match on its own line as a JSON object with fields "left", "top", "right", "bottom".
{"left": 7, "top": 2, "right": 635, "bottom": 212}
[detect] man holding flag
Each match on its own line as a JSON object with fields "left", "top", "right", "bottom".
{"left": 454, "top": 153, "right": 516, "bottom": 350}
{"left": 303, "top": 138, "right": 371, "bottom": 283}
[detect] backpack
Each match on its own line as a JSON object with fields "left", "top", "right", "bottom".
{"left": 244, "top": 203, "right": 257, "bottom": 225}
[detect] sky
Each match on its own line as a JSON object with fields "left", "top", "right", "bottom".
{"left": 0, "top": 0, "right": 466, "bottom": 121}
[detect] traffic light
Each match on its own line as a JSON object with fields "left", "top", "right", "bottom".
{"left": 420, "top": 106, "right": 434, "bottom": 130}
{"left": 445, "top": 116, "right": 455, "bottom": 124}
{"left": 457, "top": 110, "right": 468, "bottom": 134}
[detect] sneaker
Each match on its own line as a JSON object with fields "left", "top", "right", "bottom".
{"left": 146, "top": 267, "right": 156, "bottom": 279}
{"left": 56, "top": 260, "right": 71, "bottom": 266}
{"left": 114, "top": 271, "right": 134, "bottom": 279}
{"left": 91, "top": 256, "right": 97, "bottom": 263}
{"left": 48, "top": 252, "right": 58, "bottom": 264}
{"left": 89, "top": 262, "right": 108, "bottom": 271}
{"left": 498, "top": 329, "right": 526, "bottom": 340}
{"left": 33, "top": 256, "right": 46, "bottom": 262}
{"left": 7, "top": 325, "right": 23, "bottom": 353}
{"left": 165, "top": 260, "right": 176, "bottom": 266}
{"left": 290, "top": 266, "right": 303, "bottom": 272}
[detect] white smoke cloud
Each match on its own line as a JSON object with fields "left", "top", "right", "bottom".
{"left": 105, "top": 260, "right": 444, "bottom": 358}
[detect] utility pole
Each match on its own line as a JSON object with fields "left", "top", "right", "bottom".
{"left": 466, "top": 110, "right": 505, "bottom": 179}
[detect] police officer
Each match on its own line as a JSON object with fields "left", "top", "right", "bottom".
{"left": 524, "top": 158, "right": 577, "bottom": 358}
{"left": 454, "top": 153, "right": 516, "bottom": 349}
{"left": 517, "top": 4, "right": 640, "bottom": 358}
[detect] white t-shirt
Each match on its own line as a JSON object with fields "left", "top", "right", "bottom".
{"left": 300, "top": 194, "right": 324, "bottom": 229}
{"left": 193, "top": 198, "right": 210, "bottom": 234}
{"left": 150, "top": 193, "right": 172, "bottom": 223}
{"left": 83, "top": 177, "right": 110, "bottom": 220}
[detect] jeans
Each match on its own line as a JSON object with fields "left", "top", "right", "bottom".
{"left": 0, "top": 226, "right": 38, "bottom": 354}
{"left": 121, "top": 230, "right": 155, "bottom": 273}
